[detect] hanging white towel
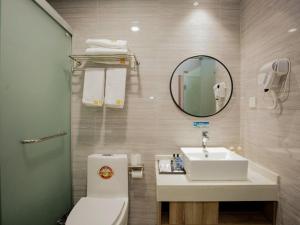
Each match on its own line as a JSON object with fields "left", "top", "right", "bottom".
{"left": 82, "top": 68, "right": 105, "bottom": 107}
{"left": 85, "top": 47, "right": 128, "bottom": 55}
{"left": 86, "top": 39, "right": 128, "bottom": 49}
{"left": 105, "top": 68, "right": 127, "bottom": 108}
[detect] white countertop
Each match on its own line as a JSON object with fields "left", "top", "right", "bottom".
{"left": 155, "top": 155, "right": 279, "bottom": 202}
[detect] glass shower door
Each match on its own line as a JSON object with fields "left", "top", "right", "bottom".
{"left": 0, "top": 0, "right": 72, "bottom": 225}
{"left": 183, "top": 59, "right": 216, "bottom": 116}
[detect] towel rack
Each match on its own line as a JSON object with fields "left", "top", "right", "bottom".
{"left": 21, "top": 131, "right": 67, "bottom": 144}
{"left": 69, "top": 53, "right": 140, "bottom": 72}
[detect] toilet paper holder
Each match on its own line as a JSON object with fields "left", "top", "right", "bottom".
{"left": 128, "top": 164, "right": 144, "bottom": 176}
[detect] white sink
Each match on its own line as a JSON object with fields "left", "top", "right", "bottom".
{"left": 181, "top": 147, "right": 248, "bottom": 181}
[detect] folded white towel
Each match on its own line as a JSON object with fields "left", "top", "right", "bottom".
{"left": 158, "top": 160, "right": 172, "bottom": 173}
{"left": 85, "top": 47, "right": 128, "bottom": 55}
{"left": 86, "top": 39, "right": 128, "bottom": 49}
{"left": 82, "top": 68, "right": 105, "bottom": 107}
{"left": 105, "top": 68, "right": 127, "bottom": 109}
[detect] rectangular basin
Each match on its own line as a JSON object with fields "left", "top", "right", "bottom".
{"left": 181, "top": 147, "right": 248, "bottom": 181}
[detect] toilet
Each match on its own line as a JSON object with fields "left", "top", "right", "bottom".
{"left": 66, "top": 154, "right": 128, "bottom": 225}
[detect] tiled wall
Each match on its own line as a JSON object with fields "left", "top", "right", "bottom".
{"left": 240, "top": 0, "right": 300, "bottom": 224}
{"left": 48, "top": 0, "right": 241, "bottom": 224}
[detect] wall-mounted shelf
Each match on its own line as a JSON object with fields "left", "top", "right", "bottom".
{"left": 69, "top": 53, "right": 140, "bottom": 72}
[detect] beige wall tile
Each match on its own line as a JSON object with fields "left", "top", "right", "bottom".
{"left": 240, "top": 0, "right": 300, "bottom": 225}
{"left": 49, "top": 0, "right": 240, "bottom": 224}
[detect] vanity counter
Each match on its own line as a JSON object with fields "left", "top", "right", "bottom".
{"left": 155, "top": 155, "right": 279, "bottom": 202}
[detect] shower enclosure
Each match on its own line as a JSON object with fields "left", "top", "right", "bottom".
{"left": 0, "top": 0, "right": 72, "bottom": 224}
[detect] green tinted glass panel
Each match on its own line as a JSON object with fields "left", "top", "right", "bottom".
{"left": 184, "top": 59, "right": 216, "bottom": 115}
{"left": 0, "top": 0, "right": 72, "bottom": 225}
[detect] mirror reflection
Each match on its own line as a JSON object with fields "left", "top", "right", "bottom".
{"left": 170, "top": 55, "right": 233, "bottom": 117}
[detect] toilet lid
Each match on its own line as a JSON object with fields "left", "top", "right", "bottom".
{"left": 66, "top": 197, "right": 125, "bottom": 225}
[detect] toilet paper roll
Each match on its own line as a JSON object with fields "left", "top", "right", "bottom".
{"left": 131, "top": 170, "right": 143, "bottom": 179}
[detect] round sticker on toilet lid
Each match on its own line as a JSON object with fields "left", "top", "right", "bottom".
{"left": 98, "top": 166, "right": 114, "bottom": 179}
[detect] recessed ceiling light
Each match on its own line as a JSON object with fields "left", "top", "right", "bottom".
{"left": 288, "top": 28, "right": 297, "bottom": 33}
{"left": 193, "top": 1, "right": 199, "bottom": 7}
{"left": 149, "top": 96, "right": 155, "bottom": 100}
{"left": 131, "top": 26, "right": 140, "bottom": 32}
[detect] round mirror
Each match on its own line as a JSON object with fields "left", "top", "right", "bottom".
{"left": 170, "top": 55, "right": 233, "bottom": 117}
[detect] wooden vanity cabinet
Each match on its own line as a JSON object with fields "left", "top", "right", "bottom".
{"left": 157, "top": 201, "right": 277, "bottom": 225}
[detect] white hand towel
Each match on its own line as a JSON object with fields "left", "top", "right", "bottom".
{"left": 86, "top": 39, "right": 128, "bottom": 49}
{"left": 158, "top": 160, "right": 172, "bottom": 173}
{"left": 105, "top": 68, "right": 127, "bottom": 108}
{"left": 82, "top": 68, "right": 105, "bottom": 107}
{"left": 85, "top": 47, "right": 128, "bottom": 55}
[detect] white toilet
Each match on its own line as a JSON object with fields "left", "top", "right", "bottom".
{"left": 66, "top": 154, "right": 128, "bottom": 225}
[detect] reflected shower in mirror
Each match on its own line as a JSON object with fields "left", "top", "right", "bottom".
{"left": 170, "top": 55, "right": 233, "bottom": 117}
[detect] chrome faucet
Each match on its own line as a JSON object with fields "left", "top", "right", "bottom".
{"left": 202, "top": 131, "right": 209, "bottom": 157}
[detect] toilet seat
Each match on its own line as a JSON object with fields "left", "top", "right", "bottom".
{"left": 66, "top": 197, "right": 127, "bottom": 225}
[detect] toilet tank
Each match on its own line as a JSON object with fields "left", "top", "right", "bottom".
{"left": 87, "top": 154, "right": 128, "bottom": 198}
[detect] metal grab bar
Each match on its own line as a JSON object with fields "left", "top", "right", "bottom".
{"left": 21, "top": 131, "right": 67, "bottom": 144}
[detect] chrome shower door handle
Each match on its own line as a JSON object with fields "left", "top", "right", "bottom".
{"left": 21, "top": 131, "right": 67, "bottom": 144}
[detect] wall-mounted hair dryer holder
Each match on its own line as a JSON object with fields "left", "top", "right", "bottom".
{"left": 258, "top": 58, "right": 291, "bottom": 111}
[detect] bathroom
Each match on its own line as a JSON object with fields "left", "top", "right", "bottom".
{"left": 0, "top": 0, "right": 299, "bottom": 225}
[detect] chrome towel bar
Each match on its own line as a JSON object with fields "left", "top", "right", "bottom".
{"left": 21, "top": 131, "right": 67, "bottom": 144}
